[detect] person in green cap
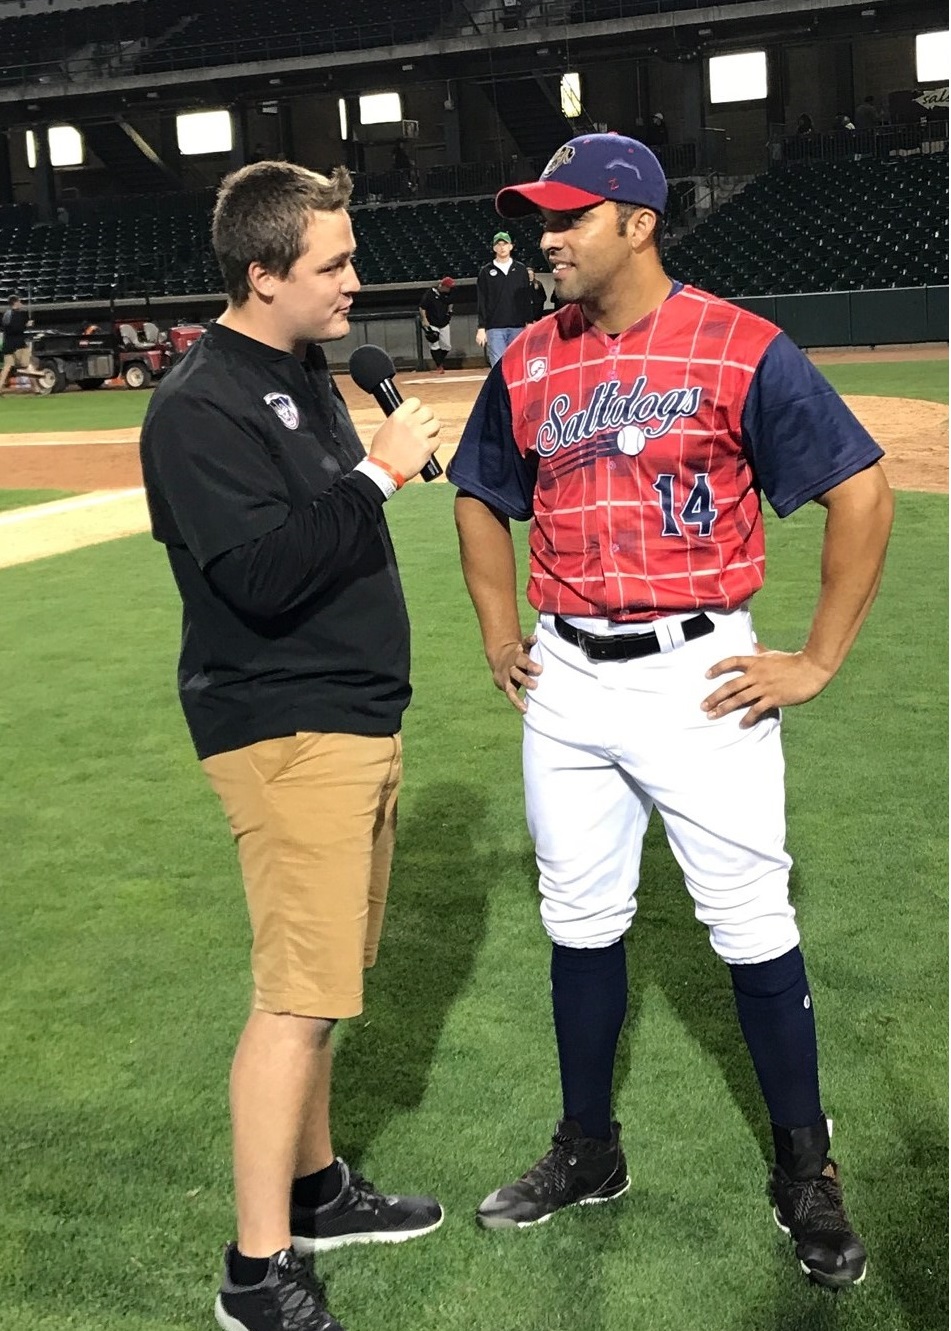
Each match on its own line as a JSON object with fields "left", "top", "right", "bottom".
{"left": 475, "top": 230, "right": 531, "bottom": 366}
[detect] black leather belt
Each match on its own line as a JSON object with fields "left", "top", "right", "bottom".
{"left": 553, "top": 613, "right": 714, "bottom": 662}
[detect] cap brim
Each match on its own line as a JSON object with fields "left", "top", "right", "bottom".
{"left": 496, "top": 180, "right": 605, "bottom": 217}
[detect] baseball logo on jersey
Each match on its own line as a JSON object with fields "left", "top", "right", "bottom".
{"left": 535, "top": 377, "right": 702, "bottom": 458}
{"left": 264, "top": 392, "right": 300, "bottom": 430}
{"left": 528, "top": 357, "right": 548, "bottom": 381}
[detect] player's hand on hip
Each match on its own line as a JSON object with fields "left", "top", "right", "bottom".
{"left": 702, "top": 646, "right": 833, "bottom": 728}
{"left": 488, "top": 634, "right": 541, "bottom": 713}
{"left": 369, "top": 397, "right": 441, "bottom": 482}
{"left": 475, "top": 327, "right": 487, "bottom": 348}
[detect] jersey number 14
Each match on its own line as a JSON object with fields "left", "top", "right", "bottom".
{"left": 652, "top": 472, "right": 718, "bottom": 538}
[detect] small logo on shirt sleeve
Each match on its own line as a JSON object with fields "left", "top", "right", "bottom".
{"left": 264, "top": 392, "right": 300, "bottom": 430}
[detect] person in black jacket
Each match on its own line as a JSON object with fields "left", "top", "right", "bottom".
{"left": 140, "top": 160, "right": 444, "bottom": 1331}
{"left": 475, "top": 230, "right": 530, "bottom": 366}
{"left": 0, "top": 294, "right": 42, "bottom": 394}
{"left": 526, "top": 267, "right": 547, "bottom": 322}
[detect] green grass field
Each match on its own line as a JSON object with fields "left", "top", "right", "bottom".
{"left": 0, "top": 472, "right": 946, "bottom": 1330}
{"left": 819, "top": 360, "right": 948, "bottom": 403}
{"left": 0, "top": 488, "right": 74, "bottom": 512}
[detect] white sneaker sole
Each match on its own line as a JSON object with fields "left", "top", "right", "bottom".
{"left": 477, "top": 1175, "right": 632, "bottom": 1230}
{"left": 292, "top": 1209, "right": 444, "bottom": 1254}
{"left": 772, "top": 1206, "right": 867, "bottom": 1287}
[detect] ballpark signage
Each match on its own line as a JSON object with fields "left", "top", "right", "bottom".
{"left": 914, "top": 86, "right": 949, "bottom": 111}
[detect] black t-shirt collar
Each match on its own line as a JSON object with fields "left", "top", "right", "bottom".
{"left": 206, "top": 321, "right": 328, "bottom": 373}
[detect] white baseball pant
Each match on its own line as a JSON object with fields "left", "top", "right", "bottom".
{"left": 522, "top": 607, "right": 798, "bottom": 964}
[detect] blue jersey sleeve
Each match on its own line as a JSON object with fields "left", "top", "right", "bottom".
{"left": 446, "top": 363, "right": 538, "bottom": 521}
{"left": 741, "top": 333, "right": 884, "bottom": 518}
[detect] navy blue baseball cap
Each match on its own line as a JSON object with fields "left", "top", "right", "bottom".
{"left": 496, "top": 133, "right": 668, "bottom": 217}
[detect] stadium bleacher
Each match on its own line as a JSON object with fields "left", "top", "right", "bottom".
{"left": 666, "top": 154, "right": 949, "bottom": 297}
{"left": 0, "top": 152, "right": 944, "bottom": 304}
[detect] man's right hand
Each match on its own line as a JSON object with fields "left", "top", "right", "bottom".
{"left": 369, "top": 397, "right": 440, "bottom": 482}
{"left": 475, "top": 327, "right": 487, "bottom": 349}
{"left": 488, "top": 634, "right": 541, "bottom": 713}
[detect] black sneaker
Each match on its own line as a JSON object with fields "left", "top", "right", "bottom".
{"left": 770, "top": 1119, "right": 867, "bottom": 1289}
{"left": 476, "top": 1119, "right": 630, "bottom": 1230}
{"left": 214, "top": 1246, "right": 344, "bottom": 1331}
{"left": 291, "top": 1160, "right": 444, "bottom": 1254}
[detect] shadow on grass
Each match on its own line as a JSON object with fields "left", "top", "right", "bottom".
{"left": 331, "top": 780, "right": 491, "bottom": 1163}
{"left": 874, "top": 1102, "right": 948, "bottom": 1331}
{"left": 623, "top": 817, "right": 775, "bottom": 1163}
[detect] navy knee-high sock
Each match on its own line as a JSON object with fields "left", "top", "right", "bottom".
{"left": 729, "top": 946, "right": 822, "bottom": 1130}
{"left": 550, "top": 939, "right": 627, "bottom": 1142}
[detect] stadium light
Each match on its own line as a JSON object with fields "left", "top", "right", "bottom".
{"left": 25, "top": 124, "right": 83, "bottom": 168}
{"left": 916, "top": 31, "right": 949, "bottom": 83}
{"left": 708, "top": 50, "right": 767, "bottom": 104}
{"left": 177, "top": 109, "right": 233, "bottom": 156}
{"left": 338, "top": 98, "right": 348, "bottom": 141}
{"left": 561, "top": 72, "right": 582, "bottom": 119}
{"left": 359, "top": 92, "right": 402, "bottom": 125}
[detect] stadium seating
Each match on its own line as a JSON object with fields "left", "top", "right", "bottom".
{"left": 0, "top": 0, "right": 450, "bottom": 80}
{"left": 0, "top": 0, "right": 768, "bottom": 82}
{"left": 666, "top": 154, "right": 949, "bottom": 297}
{"left": 0, "top": 153, "right": 944, "bottom": 305}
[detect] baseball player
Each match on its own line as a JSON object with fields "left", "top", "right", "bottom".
{"left": 418, "top": 275, "right": 455, "bottom": 373}
{"left": 447, "top": 134, "right": 893, "bottom": 1289}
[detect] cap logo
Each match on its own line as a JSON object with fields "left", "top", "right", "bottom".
{"left": 542, "top": 144, "right": 575, "bottom": 177}
{"left": 264, "top": 392, "right": 300, "bottom": 430}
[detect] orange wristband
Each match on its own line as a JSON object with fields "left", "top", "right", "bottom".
{"left": 370, "top": 458, "right": 406, "bottom": 490}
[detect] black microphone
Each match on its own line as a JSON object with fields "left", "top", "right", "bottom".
{"left": 349, "top": 344, "right": 443, "bottom": 482}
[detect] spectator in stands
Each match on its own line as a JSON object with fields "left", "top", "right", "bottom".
{"left": 139, "top": 159, "right": 444, "bottom": 1331}
{"left": 833, "top": 113, "right": 856, "bottom": 132}
{"left": 0, "top": 294, "right": 41, "bottom": 395}
{"left": 795, "top": 113, "right": 815, "bottom": 137}
{"left": 854, "top": 96, "right": 880, "bottom": 133}
{"left": 526, "top": 266, "right": 547, "bottom": 322}
{"left": 644, "top": 112, "right": 669, "bottom": 148}
{"left": 392, "top": 141, "right": 417, "bottom": 195}
{"left": 476, "top": 230, "right": 531, "bottom": 367}
{"left": 418, "top": 275, "right": 455, "bottom": 373}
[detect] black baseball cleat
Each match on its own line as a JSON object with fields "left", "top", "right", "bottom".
{"left": 769, "top": 1119, "right": 867, "bottom": 1289}
{"left": 291, "top": 1160, "right": 443, "bottom": 1253}
{"left": 214, "top": 1245, "right": 345, "bottom": 1331}
{"left": 476, "top": 1119, "right": 630, "bottom": 1230}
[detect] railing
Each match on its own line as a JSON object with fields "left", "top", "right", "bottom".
{"left": 0, "top": 0, "right": 805, "bottom": 90}
{"left": 769, "top": 120, "right": 949, "bottom": 167}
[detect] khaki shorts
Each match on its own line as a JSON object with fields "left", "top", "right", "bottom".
{"left": 202, "top": 731, "right": 402, "bottom": 1019}
{"left": 2, "top": 347, "right": 35, "bottom": 376}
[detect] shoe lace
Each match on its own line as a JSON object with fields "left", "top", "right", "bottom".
{"left": 788, "top": 1170, "right": 851, "bottom": 1235}
{"left": 273, "top": 1252, "right": 331, "bottom": 1330}
{"left": 345, "top": 1169, "right": 390, "bottom": 1212}
{"left": 518, "top": 1131, "right": 580, "bottom": 1196}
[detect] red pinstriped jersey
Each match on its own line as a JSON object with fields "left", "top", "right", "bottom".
{"left": 447, "top": 283, "right": 884, "bottom": 623}
{"left": 509, "top": 287, "right": 777, "bottom": 619}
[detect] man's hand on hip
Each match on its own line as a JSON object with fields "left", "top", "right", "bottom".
{"left": 489, "top": 634, "right": 541, "bottom": 713}
{"left": 702, "top": 646, "right": 833, "bottom": 728}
